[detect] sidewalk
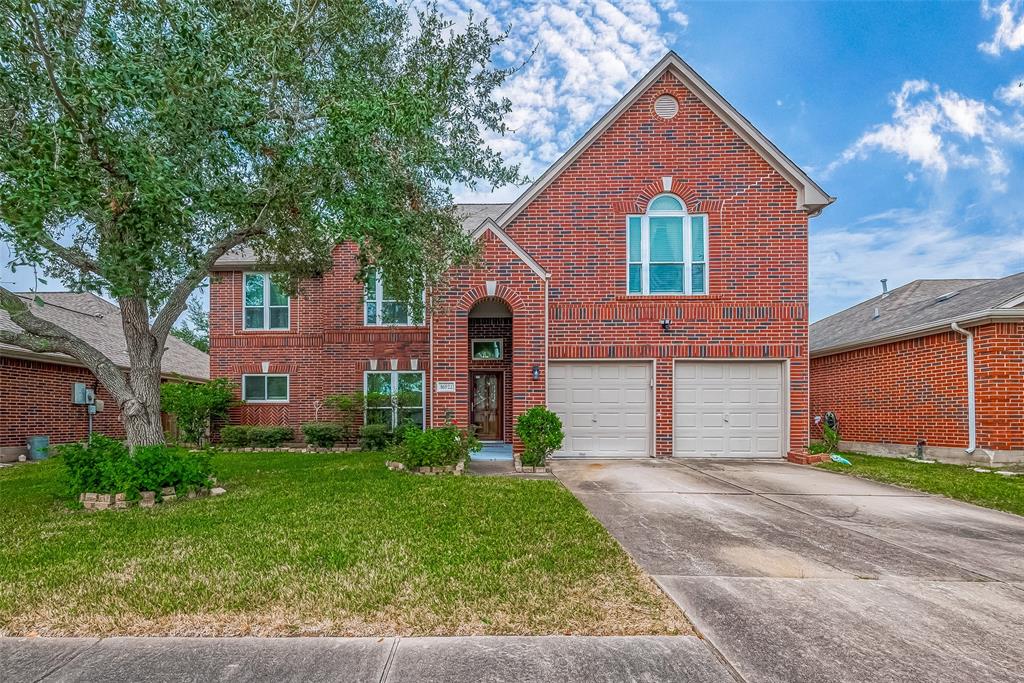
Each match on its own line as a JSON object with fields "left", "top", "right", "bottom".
{"left": 2, "top": 635, "right": 735, "bottom": 682}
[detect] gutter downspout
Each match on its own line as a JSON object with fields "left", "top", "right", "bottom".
{"left": 950, "top": 323, "right": 976, "bottom": 455}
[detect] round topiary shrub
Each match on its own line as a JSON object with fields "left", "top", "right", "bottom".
{"left": 516, "top": 406, "right": 564, "bottom": 467}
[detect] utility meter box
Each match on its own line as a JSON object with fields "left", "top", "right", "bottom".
{"left": 72, "top": 383, "right": 96, "bottom": 405}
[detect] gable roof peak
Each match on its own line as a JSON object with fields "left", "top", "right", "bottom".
{"left": 495, "top": 50, "right": 834, "bottom": 229}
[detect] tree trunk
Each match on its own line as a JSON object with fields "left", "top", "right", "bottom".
{"left": 120, "top": 296, "right": 167, "bottom": 450}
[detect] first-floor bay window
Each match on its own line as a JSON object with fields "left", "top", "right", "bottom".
{"left": 242, "top": 374, "right": 289, "bottom": 402}
{"left": 364, "top": 370, "right": 425, "bottom": 428}
{"left": 627, "top": 194, "right": 708, "bottom": 295}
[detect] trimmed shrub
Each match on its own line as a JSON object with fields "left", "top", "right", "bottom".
{"left": 160, "top": 378, "right": 235, "bottom": 445}
{"left": 391, "top": 425, "right": 478, "bottom": 469}
{"left": 219, "top": 425, "right": 251, "bottom": 448}
{"left": 302, "top": 422, "right": 343, "bottom": 448}
{"left": 323, "top": 391, "right": 365, "bottom": 445}
{"left": 248, "top": 426, "right": 294, "bottom": 448}
{"left": 516, "top": 406, "right": 564, "bottom": 466}
{"left": 359, "top": 423, "right": 392, "bottom": 451}
{"left": 59, "top": 435, "right": 214, "bottom": 500}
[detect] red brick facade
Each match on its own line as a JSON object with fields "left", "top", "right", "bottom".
{"left": 0, "top": 357, "right": 125, "bottom": 454}
{"left": 810, "top": 322, "right": 1024, "bottom": 454}
{"left": 210, "top": 69, "right": 815, "bottom": 458}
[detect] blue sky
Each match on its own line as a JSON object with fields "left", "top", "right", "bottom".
{"left": 3, "top": 1, "right": 1023, "bottom": 321}
{"left": 446, "top": 0, "right": 1024, "bottom": 320}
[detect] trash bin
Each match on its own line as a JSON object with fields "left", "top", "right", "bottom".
{"left": 27, "top": 436, "right": 49, "bottom": 461}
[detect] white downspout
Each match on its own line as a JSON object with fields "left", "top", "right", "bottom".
{"left": 950, "top": 322, "right": 976, "bottom": 454}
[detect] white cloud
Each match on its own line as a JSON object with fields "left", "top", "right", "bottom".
{"left": 995, "top": 75, "right": 1024, "bottom": 105}
{"left": 979, "top": 0, "right": 1024, "bottom": 56}
{"left": 826, "top": 79, "right": 1023, "bottom": 186}
{"left": 435, "top": 1, "right": 688, "bottom": 202}
{"left": 810, "top": 207, "right": 1024, "bottom": 319}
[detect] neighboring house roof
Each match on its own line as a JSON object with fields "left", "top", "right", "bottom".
{"left": 811, "top": 272, "right": 1024, "bottom": 357}
{"left": 496, "top": 51, "right": 834, "bottom": 227}
{"left": 212, "top": 203, "right": 511, "bottom": 269}
{"left": 0, "top": 292, "right": 210, "bottom": 381}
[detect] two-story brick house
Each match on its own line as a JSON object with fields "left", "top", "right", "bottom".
{"left": 209, "top": 52, "right": 833, "bottom": 462}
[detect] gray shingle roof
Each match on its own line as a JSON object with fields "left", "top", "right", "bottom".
{"left": 811, "top": 272, "right": 1024, "bottom": 355}
{"left": 213, "top": 203, "right": 511, "bottom": 268}
{"left": 0, "top": 292, "right": 210, "bottom": 381}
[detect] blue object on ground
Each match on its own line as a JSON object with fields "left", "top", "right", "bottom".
{"left": 830, "top": 454, "right": 852, "bottom": 466}
{"left": 27, "top": 435, "right": 49, "bottom": 461}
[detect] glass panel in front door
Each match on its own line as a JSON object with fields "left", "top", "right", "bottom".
{"left": 472, "top": 374, "right": 500, "bottom": 440}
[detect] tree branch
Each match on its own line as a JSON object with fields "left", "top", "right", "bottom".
{"left": 35, "top": 233, "right": 101, "bottom": 275}
{"left": 150, "top": 209, "right": 271, "bottom": 342}
{"left": 0, "top": 286, "right": 132, "bottom": 398}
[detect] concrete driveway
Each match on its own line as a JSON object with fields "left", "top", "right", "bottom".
{"left": 553, "top": 458, "right": 1024, "bottom": 683}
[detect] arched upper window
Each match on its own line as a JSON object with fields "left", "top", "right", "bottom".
{"left": 627, "top": 194, "right": 708, "bottom": 295}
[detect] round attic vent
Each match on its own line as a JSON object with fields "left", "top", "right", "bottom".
{"left": 654, "top": 94, "right": 678, "bottom": 119}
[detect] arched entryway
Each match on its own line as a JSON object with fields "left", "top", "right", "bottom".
{"left": 468, "top": 297, "right": 513, "bottom": 459}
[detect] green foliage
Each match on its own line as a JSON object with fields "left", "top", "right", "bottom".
{"left": 324, "top": 391, "right": 368, "bottom": 444}
{"left": 0, "top": 0, "right": 520, "bottom": 311}
{"left": 391, "top": 426, "right": 479, "bottom": 469}
{"left": 302, "top": 422, "right": 344, "bottom": 448}
{"left": 170, "top": 297, "right": 210, "bottom": 352}
{"left": 219, "top": 426, "right": 251, "bottom": 448}
{"left": 218, "top": 425, "right": 293, "bottom": 448}
{"left": 359, "top": 424, "right": 393, "bottom": 451}
{"left": 821, "top": 423, "right": 841, "bottom": 453}
{"left": 516, "top": 407, "right": 564, "bottom": 466}
{"left": 160, "top": 378, "right": 236, "bottom": 445}
{"left": 58, "top": 436, "right": 213, "bottom": 499}
{"left": 247, "top": 427, "right": 294, "bottom": 448}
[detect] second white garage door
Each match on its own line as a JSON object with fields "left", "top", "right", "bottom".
{"left": 674, "top": 361, "right": 785, "bottom": 458}
{"left": 548, "top": 362, "right": 652, "bottom": 458}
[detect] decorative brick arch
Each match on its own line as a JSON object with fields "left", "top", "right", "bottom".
{"left": 458, "top": 284, "right": 526, "bottom": 314}
{"left": 610, "top": 178, "right": 728, "bottom": 215}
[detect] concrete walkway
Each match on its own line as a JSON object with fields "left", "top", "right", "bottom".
{"left": 1, "top": 635, "right": 735, "bottom": 682}
{"left": 553, "top": 458, "right": 1024, "bottom": 683}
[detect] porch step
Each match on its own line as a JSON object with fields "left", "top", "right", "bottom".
{"left": 475, "top": 442, "right": 513, "bottom": 461}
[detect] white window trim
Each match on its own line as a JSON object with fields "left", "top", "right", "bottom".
{"left": 627, "top": 194, "right": 709, "bottom": 296}
{"left": 241, "top": 373, "right": 290, "bottom": 403}
{"left": 242, "top": 273, "right": 291, "bottom": 331}
{"left": 471, "top": 338, "right": 504, "bottom": 360}
{"left": 362, "top": 370, "right": 426, "bottom": 428}
{"left": 363, "top": 271, "right": 427, "bottom": 327}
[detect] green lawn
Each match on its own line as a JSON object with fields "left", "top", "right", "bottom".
{"left": 815, "top": 450, "right": 1024, "bottom": 516}
{"left": 0, "top": 451, "right": 687, "bottom": 637}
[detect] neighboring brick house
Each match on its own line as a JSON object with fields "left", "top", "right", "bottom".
{"left": 0, "top": 292, "right": 209, "bottom": 461}
{"left": 810, "top": 273, "right": 1024, "bottom": 464}
{"left": 209, "top": 52, "right": 834, "bottom": 462}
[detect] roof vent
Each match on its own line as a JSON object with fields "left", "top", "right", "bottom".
{"left": 872, "top": 306, "right": 880, "bottom": 320}
{"left": 654, "top": 94, "right": 678, "bottom": 119}
{"left": 936, "top": 291, "right": 959, "bottom": 302}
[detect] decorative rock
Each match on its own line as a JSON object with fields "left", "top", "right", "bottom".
{"left": 210, "top": 487, "right": 227, "bottom": 496}
{"left": 83, "top": 492, "right": 97, "bottom": 502}
{"left": 140, "top": 491, "right": 156, "bottom": 508}
{"left": 995, "top": 471, "right": 1020, "bottom": 476}
{"left": 973, "top": 468, "right": 992, "bottom": 473}
{"left": 385, "top": 461, "right": 406, "bottom": 471}
{"left": 18, "top": 454, "right": 27, "bottom": 462}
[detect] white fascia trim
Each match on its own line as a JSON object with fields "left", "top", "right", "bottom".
{"left": 495, "top": 51, "right": 834, "bottom": 229}
{"left": 470, "top": 219, "right": 550, "bottom": 280}
{"left": 810, "top": 308, "right": 1024, "bottom": 359}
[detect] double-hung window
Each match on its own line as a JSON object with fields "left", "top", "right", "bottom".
{"left": 627, "top": 194, "right": 708, "bottom": 295}
{"left": 364, "top": 370, "right": 425, "bottom": 429}
{"left": 364, "top": 268, "right": 424, "bottom": 326}
{"left": 242, "top": 374, "right": 289, "bottom": 402}
{"left": 243, "top": 273, "right": 289, "bottom": 330}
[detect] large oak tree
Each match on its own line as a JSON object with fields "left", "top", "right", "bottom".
{"left": 0, "top": 0, "right": 519, "bottom": 447}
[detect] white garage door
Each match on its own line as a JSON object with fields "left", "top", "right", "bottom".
{"left": 548, "top": 362, "right": 652, "bottom": 458}
{"left": 674, "top": 361, "right": 784, "bottom": 458}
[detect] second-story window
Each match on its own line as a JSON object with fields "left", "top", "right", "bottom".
{"left": 364, "top": 268, "right": 424, "bottom": 326}
{"left": 243, "top": 273, "right": 289, "bottom": 330}
{"left": 627, "top": 194, "right": 708, "bottom": 295}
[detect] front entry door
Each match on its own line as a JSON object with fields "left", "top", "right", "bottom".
{"left": 470, "top": 372, "right": 502, "bottom": 440}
